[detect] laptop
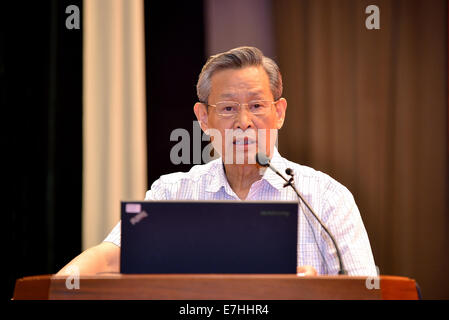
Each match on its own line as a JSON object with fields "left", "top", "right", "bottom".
{"left": 120, "top": 200, "right": 298, "bottom": 274}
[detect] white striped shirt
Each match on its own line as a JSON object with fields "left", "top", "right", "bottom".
{"left": 104, "top": 148, "right": 377, "bottom": 276}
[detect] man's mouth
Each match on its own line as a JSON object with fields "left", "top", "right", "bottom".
{"left": 233, "top": 137, "right": 256, "bottom": 145}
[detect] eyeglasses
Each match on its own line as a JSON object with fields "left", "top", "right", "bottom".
{"left": 206, "top": 100, "right": 278, "bottom": 118}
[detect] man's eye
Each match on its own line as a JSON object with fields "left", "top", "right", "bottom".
{"left": 221, "top": 106, "right": 235, "bottom": 112}
{"left": 250, "top": 103, "right": 264, "bottom": 110}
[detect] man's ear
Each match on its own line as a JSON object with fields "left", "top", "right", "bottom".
{"left": 194, "top": 102, "right": 209, "bottom": 132}
{"left": 275, "top": 98, "right": 287, "bottom": 129}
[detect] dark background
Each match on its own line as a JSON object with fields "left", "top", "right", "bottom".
{"left": 144, "top": 1, "right": 206, "bottom": 184}
{"left": 2, "top": 0, "right": 83, "bottom": 301}
{"left": 2, "top": 0, "right": 206, "bottom": 301}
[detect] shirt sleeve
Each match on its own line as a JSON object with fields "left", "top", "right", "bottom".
{"left": 319, "top": 184, "right": 377, "bottom": 276}
{"left": 102, "top": 178, "right": 168, "bottom": 247}
{"left": 103, "top": 220, "right": 122, "bottom": 247}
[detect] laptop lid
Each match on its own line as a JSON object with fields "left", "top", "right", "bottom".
{"left": 120, "top": 201, "right": 298, "bottom": 274}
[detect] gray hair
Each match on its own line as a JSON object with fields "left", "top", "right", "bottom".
{"left": 196, "top": 46, "right": 283, "bottom": 103}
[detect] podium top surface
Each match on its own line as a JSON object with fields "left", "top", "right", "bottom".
{"left": 13, "top": 274, "right": 419, "bottom": 300}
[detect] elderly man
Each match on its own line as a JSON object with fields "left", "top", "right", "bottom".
{"left": 57, "top": 46, "right": 376, "bottom": 277}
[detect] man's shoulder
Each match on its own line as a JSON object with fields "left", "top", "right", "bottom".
{"left": 280, "top": 155, "right": 351, "bottom": 197}
{"left": 280, "top": 156, "right": 356, "bottom": 220}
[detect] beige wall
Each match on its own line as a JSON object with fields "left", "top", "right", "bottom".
{"left": 83, "top": 0, "right": 147, "bottom": 249}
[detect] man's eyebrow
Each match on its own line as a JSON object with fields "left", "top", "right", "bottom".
{"left": 247, "top": 91, "right": 265, "bottom": 98}
{"left": 218, "top": 93, "right": 237, "bottom": 99}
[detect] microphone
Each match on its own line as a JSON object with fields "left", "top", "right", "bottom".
{"left": 256, "top": 152, "right": 347, "bottom": 275}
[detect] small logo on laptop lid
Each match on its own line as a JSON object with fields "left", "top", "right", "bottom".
{"left": 126, "top": 203, "right": 141, "bottom": 213}
{"left": 129, "top": 210, "right": 148, "bottom": 226}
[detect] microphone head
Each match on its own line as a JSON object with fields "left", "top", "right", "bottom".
{"left": 255, "top": 152, "right": 270, "bottom": 167}
{"left": 285, "top": 168, "right": 294, "bottom": 176}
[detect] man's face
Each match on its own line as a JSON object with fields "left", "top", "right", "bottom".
{"left": 194, "top": 66, "right": 287, "bottom": 164}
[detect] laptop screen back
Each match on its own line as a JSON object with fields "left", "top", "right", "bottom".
{"left": 120, "top": 201, "right": 298, "bottom": 274}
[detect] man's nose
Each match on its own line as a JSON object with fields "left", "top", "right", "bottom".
{"left": 234, "top": 106, "right": 253, "bottom": 130}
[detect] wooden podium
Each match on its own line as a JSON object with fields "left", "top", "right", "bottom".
{"left": 13, "top": 274, "right": 419, "bottom": 300}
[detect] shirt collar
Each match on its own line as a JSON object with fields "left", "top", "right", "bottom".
{"left": 205, "top": 147, "right": 288, "bottom": 194}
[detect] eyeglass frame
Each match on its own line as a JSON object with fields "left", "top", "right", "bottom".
{"left": 202, "top": 99, "right": 280, "bottom": 118}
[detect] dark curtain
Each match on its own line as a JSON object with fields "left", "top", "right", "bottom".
{"left": 144, "top": 1, "right": 206, "bottom": 186}
{"left": 2, "top": 1, "right": 83, "bottom": 300}
{"left": 273, "top": 0, "right": 449, "bottom": 298}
